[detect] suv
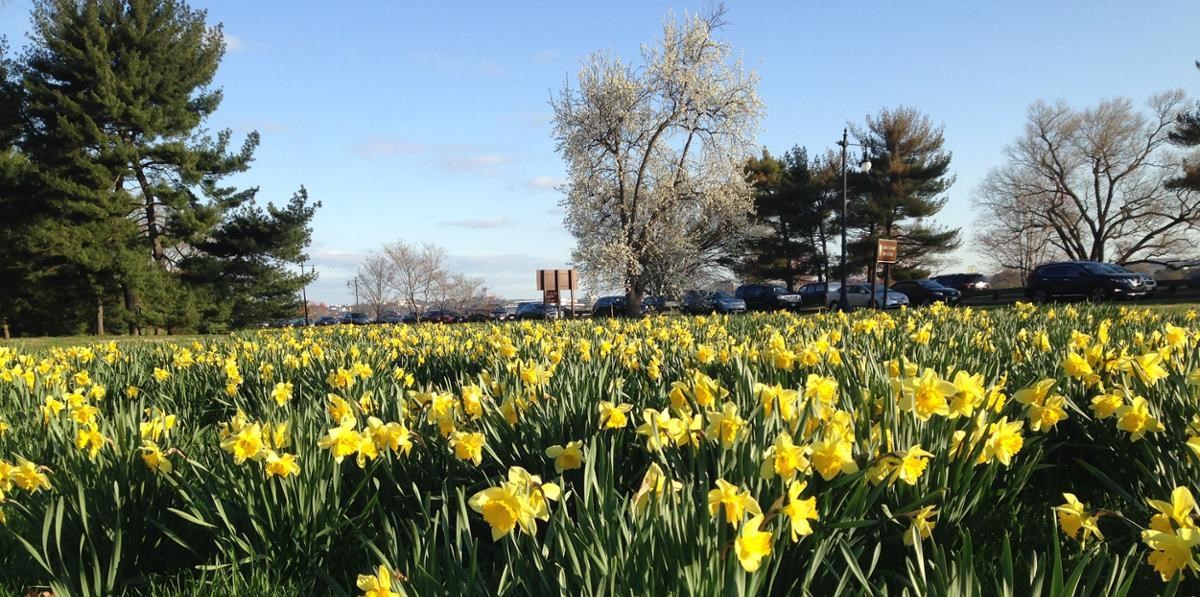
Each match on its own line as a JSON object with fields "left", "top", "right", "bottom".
{"left": 340, "top": 312, "right": 372, "bottom": 325}
{"left": 931, "top": 273, "right": 990, "bottom": 292}
{"left": 890, "top": 280, "right": 961, "bottom": 306}
{"left": 796, "top": 282, "right": 839, "bottom": 308}
{"left": 681, "top": 290, "right": 746, "bottom": 314}
{"left": 734, "top": 284, "right": 802, "bottom": 311}
{"left": 592, "top": 296, "right": 628, "bottom": 317}
{"left": 514, "top": 302, "right": 560, "bottom": 320}
{"left": 1025, "top": 261, "right": 1147, "bottom": 302}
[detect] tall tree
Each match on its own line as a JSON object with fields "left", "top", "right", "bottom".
{"left": 976, "top": 92, "right": 1198, "bottom": 266}
{"left": 1168, "top": 63, "right": 1200, "bottom": 195}
{"left": 551, "top": 7, "right": 764, "bottom": 314}
{"left": 847, "top": 107, "right": 960, "bottom": 280}
{"left": 18, "top": 0, "right": 258, "bottom": 333}
{"left": 738, "top": 147, "right": 837, "bottom": 289}
{"left": 352, "top": 252, "right": 396, "bottom": 319}
{"left": 181, "top": 188, "right": 319, "bottom": 331}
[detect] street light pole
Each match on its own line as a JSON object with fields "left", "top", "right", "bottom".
{"left": 839, "top": 128, "right": 850, "bottom": 311}
{"left": 836, "top": 128, "right": 871, "bottom": 312}
{"left": 299, "top": 262, "right": 312, "bottom": 325}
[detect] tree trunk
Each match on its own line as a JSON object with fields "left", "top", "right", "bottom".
{"left": 123, "top": 283, "right": 141, "bottom": 336}
{"left": 2, "top": 320, "right": 9, "bottom": 340}
{"left": 134, "top": 164, "right": 166, "bottom": 266}
{"left": 96, "top": 299, "right": 105, "bottom": 337}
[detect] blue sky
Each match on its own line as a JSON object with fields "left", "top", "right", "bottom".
{"left": 3, "top": 1, "right": 1198, "bottom": 303}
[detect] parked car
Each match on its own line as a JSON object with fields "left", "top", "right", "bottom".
{"left": 1025, "top": 261, "right": 1148, "bottom": 302}
{"left": 419, "top": 310, "right": 460, "bottom": 324}
{"left": 796, "top": 282, "right": 840, "bottom": 308}
{"left": 1114, "top": 266, "right": 1156, "bottom": 294}
{"left": 681, "top": 290, "right": 746, "bottom": 314}
{"left": 642, "top": 295, "right": 678, "bottom": 313}
{"left": 931, "top": 273, "right": 990, "bottom": 292}
{"left": 824, "top": 284, "right": 909, "bottom": 310}
{"left": 376, "top": 311, "right": 405, "bottom": 324}
{"left": 340, "top": 312, "right": 372, "bottom": 325}
{"left": 464, "top": 306, "right": 508, "bottom": 322}
{"left": 734, "top": 284, "right": 802, "bottom": 311}
{"left": 1153, "top": 259, "right": 1200, "bottom": 288}
{"left": 314, "top": 316, "right": 339, "bottom": 326}
{"left": 889, "top": 279, "right": 962, "bottom": 306}
{"left": 592, "top": 296, "right": 628, "bottom": 317}
{"left": 514, "top": 302, "right": 560, "bottom": 320}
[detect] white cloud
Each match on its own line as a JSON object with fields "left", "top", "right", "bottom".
{"left": 441, "top": 154, "right": 508, "bottom": 172}
{"left": 355, "top": 138, "right": 425, "bottom": 158}
{"left": 223, "top": 33, "right": 245, "bottom": 53}
{"left": 527, "top": 176, "right": 565, "bottom": 191}
{"left": 532, "top": 49, "right": 559, "bottom": 63}
{"left": 414, "top": 51, "right": 507, "bottom": 78}
{"left": 438, "top": 217, "right": 517, "bottom": 229}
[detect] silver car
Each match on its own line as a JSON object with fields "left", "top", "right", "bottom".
{"left": 826, "top": 283, "right": 909, "bottom": 310}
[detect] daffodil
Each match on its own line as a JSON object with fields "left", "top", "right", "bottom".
{"left": 598, "top": 401, "right": 633, "bottom": 429}
{"left": 1055, "top": 493, "right": 1103, "bottom": 544}
{"left": 545, "top": 441, "right": 584, "bottom": 473}
{"left": 708, "top": 479, "right": 762, "bottom": 525}
{"left": 782, "top": 480, "right": 818, "bottom": 542}
{"left": 734, "top": 515, "right": 772, "bottom": 572}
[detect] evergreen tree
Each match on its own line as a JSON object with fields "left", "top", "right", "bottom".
{"left": 738, "top": 147, "right": 836, "bottom": 289}
{"left": 847, "top": 107, "right": 960, "bottom": 280}
{"left": 18, "top": 0, "right": 258, "bottom": 333}
{"left": 1168, "top": 62, "right": 1200, "bottom": 193}
{"left": 182, "top": 188, "right": 320, "bottom": 331}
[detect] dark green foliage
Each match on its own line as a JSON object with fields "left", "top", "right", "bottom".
{"left": 848, "top": 107, "right": 961, "bottom": 280}
{"left": 738, "top": 147, "right": 837, "bottom": 288}
{"left": 0, "top": 1, "right": 316, "bottom": 336}
{"left": 182, "top": 188, "right": 320, "bottom": 331}
{"left": 1167, "top": 62, "right": 1200, "bottom": 193}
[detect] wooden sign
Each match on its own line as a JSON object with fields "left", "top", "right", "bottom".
{"left": 544, "top": 289, "right": 560, "bottom": 303}
{"left": 876, "top": 239, "right": 898, "bottom": 264}
{"left": 537, "top": 269, "right": 577, "bottom": 291}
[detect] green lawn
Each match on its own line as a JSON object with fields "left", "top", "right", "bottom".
{"left": 0, "top": 333, "right": 218, "bottom": 352}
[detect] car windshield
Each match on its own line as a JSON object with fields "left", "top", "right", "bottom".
{"left": 1081, "top": 262, "right": 1126, "bottom": 275}
{"left": 714, "top": 292, "right": 734, "bottom": 299}
{"left": 918, "top": 280, "right": 948, "bottom": 289}
{"left": 772, "top": 286, "right": 791, "bottom": 295}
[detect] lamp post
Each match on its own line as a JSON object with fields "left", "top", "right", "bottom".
{"left": 299, "top": 262, "right": 314, "bottom": 325}
{"left": 837, "top": 128, "right": 872, "bottom": 311}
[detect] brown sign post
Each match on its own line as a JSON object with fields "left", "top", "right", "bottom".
{"left": 875, "top": 239, "right": 898, "bottom": 308}
{"left": 536, "top": 269, "right": 577, "bottom": 319}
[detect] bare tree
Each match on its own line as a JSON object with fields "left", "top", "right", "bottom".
{"left": 384, "top": 241, "right": 447, "bottom": 320}
{"left": 352, "top": 252, "right": 395, "bottom": 319}
{"left": 551, "top": 6, "right": 765, "bottom": 314}
{"left": 977, "top": 91, "right": 1200, "bottom": 266}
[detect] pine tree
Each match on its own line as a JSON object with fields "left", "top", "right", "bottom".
{"left": 848, "top": 107, "right": 960, "bottom": 280}
{"left": 182, "top": 188, "right": 320, "bottom": 331}
{"left": 18, "top": 0, "right": 258, "bottom": 333}
{"left": 739, "top": 147, "right": 836, "bottom": 289}
{"left": 1168, "top": 62, "right": 1200, "bottom": 193}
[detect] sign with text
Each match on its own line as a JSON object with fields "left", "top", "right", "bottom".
{"left": 876, "top": 239, "right": 898, "bottom": 264}
{"left": 544, "top": 289, "right": 560, "bottom": 304}
{"left": 537, "top": 269, "right": 577, "bottom": 291}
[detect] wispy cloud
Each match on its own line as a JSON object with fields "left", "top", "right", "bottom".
{"left": 355, "top": 138, "right": 425, "bottom": 159}
{"left": 527, "top": 176, "right": 564, "bottom": 191}
{"left": 438, "top": 217, "right": 517, "bottom": 229}
{"left": 223, "top": 33, "right": 245, "bottom": 53}
{"left": 441, "top": 154, "right": 508, "bottom": 173}
{"left": 414, "top": 51, "right": 507, "bottom": 78}
{"left": 532, "top": 49, "right": 559, "bottom": 63}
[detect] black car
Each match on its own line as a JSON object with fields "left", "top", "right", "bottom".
{"left": 890, "top": 280, "right": 962, "bottom": 306}
{"left": 340, "top": 312, "right": 372, "bottom": 325}
{"left": 592, "top": 296, "right": 628, "bottom": 317}
{"left": 1025, "top": 261, "right": 1148, "bottom": 302}
{"left": 514, "top": 302, "right": 560, "bottom": 320}
{"left": 376, "top": 311, "right": 405, "bottom": 324}
{"left": 641, "top": 296, "right": 677, "bottom": 313}
{"left": 314, "top": 316, "right": 339, "bottom": 326}
{"left": 681, "top": 290, "right": 746, "bottom": 314}
{"left": 734, "top": 284, "right": 802, "bottom": 311}
{"left": 795, "top": 282, "right": 839, "bottom": 308}
{"left": 931, "top": 273, "right": 990, "bottom": 292}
